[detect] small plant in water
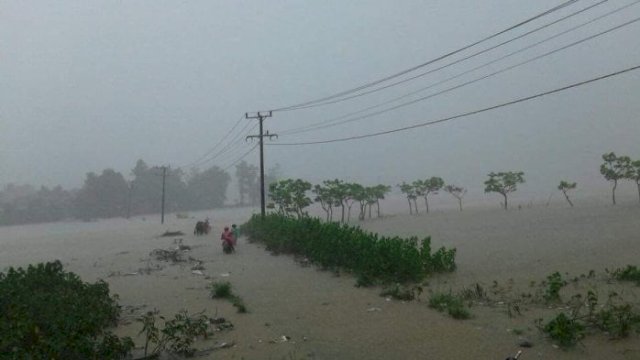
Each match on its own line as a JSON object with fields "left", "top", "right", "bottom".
{"left": 543, "top": 272, "right": 566, "bottom": 303}
{"left": 428, "top": 292, "right": 470, "bottom": 319}
{"left": 209, "top": 281, "right": 248, "bottom": 313}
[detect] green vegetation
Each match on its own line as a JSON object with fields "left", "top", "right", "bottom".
{"left": 209, "top": 281, "right": 248, "bottom": 313}
{"left": 600, "top": 152, "right": 632, "bottom": 205}
{"left": 541, "top": 313, "right": 585, "bottom": 347}
{"left": 0, "top": 261, "right": 133, "bottom": 359}
{"left": 483, "top": 171, "right": 525, "bottom": 210}
{"left": 612, "top": 265, "right": 640, "bottom": 285}
{"left": 428, "top": 292, "right": 471, "bottom": 319}
{"left": 539, "top": 290, "right": 640, "bottom": 348}
{"left": 543, "top": 272, "right": 567, "bottom": 303}
{"left": 268, "top": 179, "right": 313, "bottom": 219}
{"left": 241, "top": 214, "right": 456, "bottom": 284}
{"left": 137, "top": 309, "right": 211, "bottom": 357}
{"left": 558, "top": 180, "right": 577, "bottom": 207}
{"left": 443, "top": 184, "right": 467, "bottom": 211}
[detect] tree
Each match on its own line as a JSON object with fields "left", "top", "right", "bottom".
{"left": 484, "top": 171, "right": 525, "bottom": 210}
{"left": 186, "top": 166, "right": 231, "bottom": 210}
{"left": 313, "top": 182, "right": 337, "bottom": 222}
{"left": 600, "top": 152, "right": 631, "bottom": 205}
{"left": 628, "top": 160, "right": 640, "bottom": 203}
{"left": 399, "top": 182, "right": 418, "bottom": 214}
{"left": 414, "top": 177, "right": 444, "bottom": 213}
{"left": 558, "top": 181, "right": 577, "bottom": 207}
{"left": 267, "top": 179, "right": 312, "bottom": 218}
{"left": 74, "top": 169, "right": 129, "bottom": 220}
{"left": 371, "top": 184, "right": 391, "bottom": 218}
{"left": 235, "top": 161, "right": 258, "bottom": 206}
{"left": 443, "top": 184, "right": 467, "bottom": 211}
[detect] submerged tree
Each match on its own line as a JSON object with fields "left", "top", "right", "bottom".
{"left": 444, "top": 184, "right": 467, "bottom": 211}
{"left": 399, "top": 182, "right": 418, "bottom": 214}
{"left": 600, "top": 152, "right": 631, "bottom": 205}
{"left": 484, "top": 171, "right": 525, "bottom": 210}
{"left": 414, "top": 177, "right": 444, "bottom": 213}
{"left": 370, "top": 184, "right": 391, "bottom": 218}
{"left": 629, "top": 160, "right": 640, "bottom": 203}
{"left": 235, "top": 160, "right": 258, "bottom": 206}
{"left": 313, "top": 183, "right": 334, "bottom": 221}
{"left": 558, "top": 181, "right": 577, "bottom": 207}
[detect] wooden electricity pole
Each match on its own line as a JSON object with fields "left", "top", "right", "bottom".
{"left": 245, "top": 111, "right": 277, "bottom": 218}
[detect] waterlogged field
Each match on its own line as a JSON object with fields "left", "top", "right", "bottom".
{"left": 1, "top": 203, "right": 640, "bottom": 358}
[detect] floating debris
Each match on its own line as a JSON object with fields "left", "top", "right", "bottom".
{"left": 161, "top": 230, "right": 185, "bottom": 237}
{"left": 366, "top": 307, "right": 382, "bottom": 312}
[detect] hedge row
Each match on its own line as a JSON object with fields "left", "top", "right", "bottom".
{"left": 241, "top": 214, "right": 456, "bottom": 283}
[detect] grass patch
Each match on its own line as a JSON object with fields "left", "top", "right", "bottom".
{"left": 428, "top": 292, "right": 470, "bottom": 319}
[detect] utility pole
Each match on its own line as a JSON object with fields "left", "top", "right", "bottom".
{"left": 245, "top": 111, "right": 277, "bottom": 218}
{"left": 161, "top": 166, "right": 167, "bottom": 224}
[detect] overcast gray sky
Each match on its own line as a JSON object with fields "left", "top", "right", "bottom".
{"left": 2, "top": 0, "right": 639, "bottom": 200}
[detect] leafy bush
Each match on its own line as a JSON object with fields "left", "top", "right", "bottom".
{"left": 541, "top": 313, "right": 585, "bottom": 347}
{"left": 137, "top": 309, "right": 210, "bottom": 357}
{"left": 543, "top": 272, "right": 566, "bottom": 303}
{"left": 241, "top": 214, "right": 456, "bottom": 284}
{"left": 0, "top": 261, "right": 133, "bottom": 359}
{"left": 539, "top": 290, "right": 640, "bottom": 348}
{"left": 612, "top": 265, "right": 640, "bottom": 285}
{"left": 428, "top": 292, "right": 470, "bottom": 319}
{"left": 210, "top": 281, "right": 232, "bottom": 298}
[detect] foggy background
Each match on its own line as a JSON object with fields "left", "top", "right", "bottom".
{"left": 2, "top": 0, "right": 640, "bottom": 206}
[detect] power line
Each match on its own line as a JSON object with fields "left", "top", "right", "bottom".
{"left": 183, "top": 120, "right": 258, "bottom": 170}
{"left": 280, "top": 0, "right": 610, "bottom": 112}
{"left": 176, "top": 114, "right": 246, "bottom": 170}
{"left": 278, "top": 13, "right": 640, "bottom": 136}
{"left": 268, "top": 64, "right": 640, "bottom": 146}
{"left": 270, "top": 0, "right": 579, "bottom": 112}
{"left": 222, "top": 143, "right": 259, "bottom": 171}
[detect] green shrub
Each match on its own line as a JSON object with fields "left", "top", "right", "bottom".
{"left": 0, "top": 261, "right": 133, "bottom": 359}
{"left": 541, "top": 313, "right": 585, "bottom": 347}
{"left": 543, "top": 272, "right": 566, "bottom": 303}
{"left": 428, "top": 292, "right": 470, "bottom": 319}
{"left": 612, "top": 265, "right": 640, "bottom": 285}
{"left": 241, "top": 214, "right": 456, "bottom": 284}
{"left": 137, "top": 309, "right": 210, "bottom": 357}
{"left": 210, "top": 281, "right": 232, "bottom": 299}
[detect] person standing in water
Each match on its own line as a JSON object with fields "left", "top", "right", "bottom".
{"left": 221, "top": 226, "right": 235, "bottom": 254}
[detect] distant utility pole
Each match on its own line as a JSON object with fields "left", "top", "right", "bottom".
{"left": 161, "top": 166, "right": 167, "bottom": 224}
{"left": 245, "top": 111, "right": 277, "bottom": 218}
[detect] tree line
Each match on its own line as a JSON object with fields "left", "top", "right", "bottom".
{"left": 0, "top": 159, "right": 264, "bottom": 226}
{"left": 266, "top": 151, "right": 640, "bottom": 221}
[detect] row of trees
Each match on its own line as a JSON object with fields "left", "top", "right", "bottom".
{"left": 0, "top": 159, "right": 233, "bottom": 225}
{"left": 398, "top": 177, "right": 468, "bottom": 213}
{"left": 268, "top": 179, "right": 391, "bottom": 222}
